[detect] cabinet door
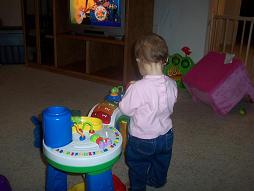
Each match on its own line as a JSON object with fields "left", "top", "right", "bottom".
{"left": 23, "top": 0, "right": 38, "bottom": 64}
{"left": 39, "top": 0, "right": 54, "bottom": 66}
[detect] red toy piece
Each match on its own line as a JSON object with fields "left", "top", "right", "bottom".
{"left": 91, "top": 111, "right": 111, "bottom": 124}
{"left": 181, "top": 46, "right": 192, "bottom": 56}
{"left": 113, "top": 174, "right": 126, "bottom": 191}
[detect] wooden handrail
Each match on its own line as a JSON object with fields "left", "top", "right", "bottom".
{"left": 213, "top": 15, "right": 254, "bottom": 22}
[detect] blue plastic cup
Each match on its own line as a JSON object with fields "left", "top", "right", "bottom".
{"left": 43, "top": 106, "right": 73, "bottom": 148}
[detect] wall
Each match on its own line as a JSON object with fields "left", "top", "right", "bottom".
{"left": 0, "top": 0, "right": 22, "bottom": 26}
{"left": 153, "top": 0, "right": 210, "bottom": 62}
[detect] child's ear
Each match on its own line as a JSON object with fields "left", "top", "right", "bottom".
{"left": 162, "top": 57, "right": 169, "bottom": 66}
{"left": 136, "top": 58, "right": 140, "bottom": 63}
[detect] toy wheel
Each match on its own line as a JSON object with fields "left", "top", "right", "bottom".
{"left": 181, "top": 57, "right": 191, "bottom": 68}
{"left": 170, "top": 53, "right": 182, "bottom": 66}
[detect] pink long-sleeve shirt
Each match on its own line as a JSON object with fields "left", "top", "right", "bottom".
{"left": 119, "top": 75, "right": 178, "bottom": 139}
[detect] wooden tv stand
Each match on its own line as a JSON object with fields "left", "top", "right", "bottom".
{"left": 21, "top": 0, "right": 154, "bottom": 85}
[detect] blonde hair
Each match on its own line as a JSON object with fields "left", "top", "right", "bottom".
{"left": 134, "top": 33, "right": 168, "bottom": 64}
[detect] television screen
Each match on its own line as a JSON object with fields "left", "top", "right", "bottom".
{"left": 70, "top": 0, "right": 122, "bottom": 28}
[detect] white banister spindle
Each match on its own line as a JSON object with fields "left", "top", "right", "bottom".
{"left": 209, "top": 17, "right": 214, "bottom": 51}
{"left": 212, "top": 19, "right": 218, "bottom": 51}
{"left": 239, "top": 20, "right": 246, "bottom": 57}
{"left": 223, "top": 19, "right": 229, "bottom": 52}
{"left": 244, "top": 21, "right": 253, "bottom": 66}
{"left": 231, "top": 20, "right": 237, "bottom": 53}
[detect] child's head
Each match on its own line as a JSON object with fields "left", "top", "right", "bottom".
{"left": 134, "top": 33, "right": 168, "bottom": 76}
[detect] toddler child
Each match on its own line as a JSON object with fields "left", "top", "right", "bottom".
{"left": 119, "top": 33, "right": 178, "bottom": 191}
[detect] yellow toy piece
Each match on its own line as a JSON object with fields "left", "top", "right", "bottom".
{"left": 72, "top": 123, "right": 82, "bottom": 133}
{"left": 72, "top": 117, "right": 102, "bottom": 133}
{"left": 68, "top": 182, "right": 85, "bottom": 191}
{"left": 81, "top": 117, "right": 102, "bottom": 131}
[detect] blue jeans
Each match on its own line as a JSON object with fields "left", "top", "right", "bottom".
{"left": 126, "top": 129, "right": 174, "bottom": 191}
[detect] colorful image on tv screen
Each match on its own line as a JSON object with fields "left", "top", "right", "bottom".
{"left": 70, "top": 0, "right": 121, "bottom": 27}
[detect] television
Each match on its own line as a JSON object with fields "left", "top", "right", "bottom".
{"left": 69, "top": 0, "right": 125, "bottom": 38}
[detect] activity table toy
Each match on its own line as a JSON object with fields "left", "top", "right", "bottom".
{"left": 42, "top": 86, "right": 129, "bottom": 191}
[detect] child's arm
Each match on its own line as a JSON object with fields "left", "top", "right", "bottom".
{"left": 119, "top": 83, "right": 141, "bottom": 117}
{"left": 172, "top": 81, "right": 178, "bottom": 103}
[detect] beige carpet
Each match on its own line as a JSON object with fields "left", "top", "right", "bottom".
{"left": 1, "top": 65, "right": 254, "bottom": 191}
